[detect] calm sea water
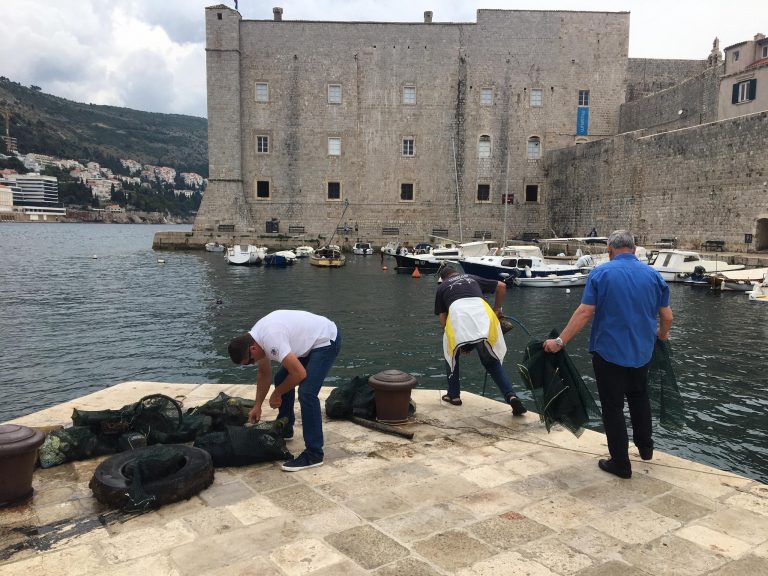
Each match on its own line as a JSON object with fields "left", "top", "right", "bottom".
{"left": 1, "top": 223, "right": 766, "bottom": 482}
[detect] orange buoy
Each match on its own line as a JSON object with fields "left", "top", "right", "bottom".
{"left": 412, "top": 267, "right": 421, "bottom": 278}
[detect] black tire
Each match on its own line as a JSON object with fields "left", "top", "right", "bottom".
{"left": 89, "top": 444, "right": 214, "bottom": 508}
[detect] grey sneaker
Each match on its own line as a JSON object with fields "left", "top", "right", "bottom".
{"left": 281, "top": 451, "right": 323, "bottom": 472}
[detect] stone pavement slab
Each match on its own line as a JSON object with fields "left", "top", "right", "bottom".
{"left": 2, "top": 381, "right": 767, "bottom": 575}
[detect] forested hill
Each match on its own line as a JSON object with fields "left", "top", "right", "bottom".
{"left": 0, "top": 78, "right": 208, "bottom": 176}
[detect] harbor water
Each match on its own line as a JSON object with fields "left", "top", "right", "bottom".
{"left": 0, "top": 223, "right": 766, "bottom": 483}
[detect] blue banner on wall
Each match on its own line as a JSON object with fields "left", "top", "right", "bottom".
{"left": 576, "top": 107, "right": 589, "bottom": 136}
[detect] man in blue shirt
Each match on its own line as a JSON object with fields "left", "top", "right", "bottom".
{"left": 544, "top": 230, "right": 673, "bottom": 479}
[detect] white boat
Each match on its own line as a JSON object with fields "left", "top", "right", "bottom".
{"left": 393, "top": 241, "right": 495, "bottom": 273}
{"left": 706, "top": 268, "right": 768, "bottom": 291}
{"left": 205, "top": 241, "right": 225, "bottom": 253}
{"left": 460, "top": 245, "right": 586, "bottom": 287}
{"left": 353, "top": 242, "right": 374, "bottom": 255}
{"left": 381, "top": 241, "right": 400, "bottom": 255}
{"left": 747, "top": 275, "right": 768, "bottom": 303}
{"left": 647, "top": 249, "right": 744, "bottom": 282}
{"left": 225, "top": 244, "right": 264, "bottom": 266}
{"left": 295, "top": 246, "right": 315, "bottom": 258}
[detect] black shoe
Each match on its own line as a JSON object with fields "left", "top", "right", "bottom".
{"left": 506, "top": 395, "right": 527, "bottom": 416}
{"left": 598, "top": 458, "right": 632, "bottom": 479}
{"left": 639, "top": 447, "right": 653, "bottom": 461}
{"left": 281, "top": 451, "right": 323, "bottom": 472}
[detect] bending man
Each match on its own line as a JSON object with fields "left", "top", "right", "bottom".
{"left": 543, "top": 230, "right": 672, "bottom": 479}
{"left": 434, "top": 265, "right": 527, "bottom": 415}
{"left": 228, "top": 310, "right": 341, "bottom": 472}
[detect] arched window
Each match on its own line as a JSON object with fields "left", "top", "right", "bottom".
{"left": 527, "top": 136, "right": 541, "bottom": 159}
{"left": 478, "top": 135, "right": 491, "bottom": 158}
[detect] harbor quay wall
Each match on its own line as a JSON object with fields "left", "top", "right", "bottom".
{"left": 545, "top": 110, "right": 768, "bottom": 252}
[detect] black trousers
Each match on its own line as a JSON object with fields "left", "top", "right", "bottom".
{"left": 592, "top": 352, "right": 653, "bottom": 467}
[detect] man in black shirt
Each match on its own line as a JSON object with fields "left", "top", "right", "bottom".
{"left": 434, "top": 265, "right": 526, "bottom": 415}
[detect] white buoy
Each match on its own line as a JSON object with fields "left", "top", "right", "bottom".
{"left": 91, "top": 255, "right": 98, "bottom": 259}
{"left": 157, "top": 258, "right": 166, "bottom": 264}
{"left": 566, "top": 288, "right": 571, "bottom": 294}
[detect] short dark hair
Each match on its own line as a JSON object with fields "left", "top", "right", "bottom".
{"left": 228, "top": 333, "right": 254, "bottom": 364}
{"left": 439, "top": 264, "right": 459, "bottom": 280}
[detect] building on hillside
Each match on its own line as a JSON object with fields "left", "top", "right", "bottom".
{"left": 196, "top": 5, "right": 630, "bottom": 243}
{"left": 0, "top": 173, "right": 66, "bottom": 221}
{"left": 718, "top": 33, "right": 768, "bottom": 120}
{"left": 121, "top": 159, "right": 142, "bottom": 174}
{"left": 0, "top": 184, "right": 13, "bottom": 212}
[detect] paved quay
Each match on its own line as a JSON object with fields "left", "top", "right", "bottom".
{"left": 2, "top": 381, "right": 767, "bottom": 576}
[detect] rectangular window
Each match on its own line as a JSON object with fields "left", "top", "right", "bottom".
{"left": 327, "top": 181, "right": 341, "bottom": 200}
{"left": 501, "top": 193, "right": 514, "bottom": 205}
{"left": 733, "top": 50, "right": 740, "bottom": 62}
{"left": 527, "top": 137, "right": 541, "bottom": 159}
{"left": 255, "top": 82, "right": 269, "bottom": 102}
{"left": 578, "top": 90, "right": 590, "bottom": 106}
{"left": 256, "top": 135, "right": 269, "bottom": 154}
{"left": 476, "top": 184, "right": 490, "bottom": 202}
{"left": 525, "top": 184, "right": 539, "bottom": 202}
{"left": 400, "top": 183, "right": 414, "bottom": 201}
{"left": 530, "top": 89, "right": 542, "bottom": 107}
{"left": 328, "top": 137, "right": 341, "bottom": 156}
{"left": 402, "top": 138, "right": 414, "bottom": 157}
{"left": 762, "top": 45, "right": 768, "bottom": 58}
{"left": 403, "top": 85, "right": 416, "bottom": 105}
{"left": 480, "top": 88, "right": 493, "bottom": 106}
{"left": 328, "top": 84, "right": 342, "bottom": 104}
{"left": 478, "top": 135, "right": 491, "bottom": 158}
{"left": 733, "top": 79, "right": 757, "bottom": 104}
{"left": 256, "top": 180, "right": 270, "bottom": 199}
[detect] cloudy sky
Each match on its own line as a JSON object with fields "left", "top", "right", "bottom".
{"left": 2, "top": 0, "right": 766, "bottom": 118}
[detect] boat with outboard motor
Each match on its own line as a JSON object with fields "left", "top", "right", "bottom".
{"left": 459, "top": 245, "right": 587, "bottom": 287}
{"left": 393, "top": 240, "right": 494, "bottom": 274}
{"left": 225, "top": 245, "right": 265, "bottom": 266}
{"left": 310, "top": 246, "right": 345, "bottom": 267}
{"left": 648, "top": 249, "right": 744, "bottom": 282}
{"left": 705, "top": 267, "right": 768, "bottom": 291}
{"left": 205, "top": 241, "right": 225, "bottom": 253}
{"left": 353, "top": 242, "right": 374, "bottom": 255}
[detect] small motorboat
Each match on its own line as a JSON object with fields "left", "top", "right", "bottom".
{"left": 647, "top": 249, "right": 744, "bottom": 282}
{"left": 225, "top": 245, "right": 264, "bottom": 266}
{"left": 707, "top": 268, "right": 768, "bottom": 291}
{"left": 264, "top": 250, "right": 297, "bottom": 267}
{"left": 295, "top": 246, "right": 315, "bottom": 258}
{"left": 205, "top": 242, "right": 225, "bottom": 253}
{"left": 747, "top": 275, "right": 768, "bottom": 303}
{"left": 353, "top": 242, "right": 373, "bottom": 255}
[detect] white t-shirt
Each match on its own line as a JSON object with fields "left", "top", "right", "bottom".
{"left": 249, "top": 310, "right": 338, "bottom": 363}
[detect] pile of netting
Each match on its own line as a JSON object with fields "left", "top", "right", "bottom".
{"left": 647, "top": 339, "right": 685, "bottom": 429}
{"left": 517, "top": 330, "right": 602, "bottom": 437}
{"left": 38, "top": 392, "right": 287, "bottom": 468}
{"left": 325, "top": 375, "right": 416, "bottom": 421}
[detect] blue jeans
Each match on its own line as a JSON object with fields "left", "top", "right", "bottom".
{"left": 447, "top": 342, "right": 515, "bottom": 399}
{"left": 273, "top": 330, "right": 341, "bottom": 460}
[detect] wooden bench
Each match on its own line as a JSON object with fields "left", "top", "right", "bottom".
{"left": 654, "top": 237, "right": 677, "bottom": 249}
{"left": 522, "top": 232, "right": 540, "bottom": 242}
{"left": 702, "top": 240, "right": 725, "bottom": 252}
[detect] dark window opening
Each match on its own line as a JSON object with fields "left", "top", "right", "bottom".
{"left": 256, "top": 180, "right": 270, "bottom": 198}
{"left": 217, "top": 13, "right": 222, "bottom": 20}
{"left": 501, "top": 193, "right": 514, "bottom": 204}
{"left": 525, "top": 184, "right": 539, "bottom": 202}
{"left": 400, "top": 183, "right": 414, "bottom": 201}
{"left": 477, "top": 184, "right": 490, "bottom": 202}
{"left": 327, "top": 182, "right": 341, "bottom": 200}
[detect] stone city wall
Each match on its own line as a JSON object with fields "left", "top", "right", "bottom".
{"left": 619, "top": 64, "right": 723, "bottom": 134}
{"left": 545, "top": 111, "right": 768, "bottom": 251}
{"left": 625, "top": 58, "right": 709, "bottom": 102}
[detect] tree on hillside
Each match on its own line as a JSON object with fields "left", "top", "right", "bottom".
{"left": 0, "top": 156, "right": 28, "bottom": 173}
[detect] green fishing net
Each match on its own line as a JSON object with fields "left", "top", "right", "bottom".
{"left": 648, "top": 339, "right": 685, "bottom": 430}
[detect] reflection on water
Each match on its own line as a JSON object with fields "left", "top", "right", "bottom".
{"left": 0, "top": 223, "right": 766, "bottom": 482}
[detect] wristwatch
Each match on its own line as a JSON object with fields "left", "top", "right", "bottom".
{"left": 555, "top": 337, "right": 564, "bottom": 347}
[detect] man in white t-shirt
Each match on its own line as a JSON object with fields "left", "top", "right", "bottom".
{"left": 228, "top": 310, "right": 341, "bottom": 471}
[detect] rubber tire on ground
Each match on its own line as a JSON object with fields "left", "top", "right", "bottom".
{"left": 89, "top": 444, "right": 214, "bottom": 509}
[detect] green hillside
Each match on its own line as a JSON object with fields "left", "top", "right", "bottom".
{"left": 0, "top": 78, "right": 208, "bottom": 176}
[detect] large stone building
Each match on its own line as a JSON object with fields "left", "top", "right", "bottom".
{"left": 183, "top": 6, "right": 767, "bottom": 253}
{"left": 195, "top": 5, "right": 630, "bottom": 246}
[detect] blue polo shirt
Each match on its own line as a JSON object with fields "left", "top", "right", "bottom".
{"left": 582, "top": 253, "right": 669, "bottom": 368}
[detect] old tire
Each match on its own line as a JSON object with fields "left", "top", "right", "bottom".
{"left": 89, "top": 444, "right": 213, "bottom": 508}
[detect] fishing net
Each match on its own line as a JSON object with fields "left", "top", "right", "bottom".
{"left": 38, "top": 427, "right": 120, "bottom": 468}
{"left": 647, "top": 339, "right": 685, "bottom": 429}
{"left": 193, "top": 418, "right": 293, "bottom": 467}
{"left": 517, "top": 330, "right": 602, "bottom": 437}
{"left": 122, "top": 445, "right": 189, "bottom": 512}
{"left": 325, "top": 375, "right": 377, "bottom": 420}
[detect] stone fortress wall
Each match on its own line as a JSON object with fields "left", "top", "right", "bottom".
{"left": 183, "top": 6, "right": 767, "bottom": 254}
{"left": 545, "top": 110, "right": 768, "bottom": 251}
{"left": 194, "top": 6, "right": 630, "bottom": 247}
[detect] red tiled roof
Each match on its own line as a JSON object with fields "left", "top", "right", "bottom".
{"left": 746, "top": 57, "right": 768, "bottom": 70}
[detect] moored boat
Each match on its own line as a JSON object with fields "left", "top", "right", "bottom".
{"left": 461, "top": 245, "right": 585, "bottom": 287}
{"left": 225, "top": 244, "right": 264, "bottom": 266}
{"left": 264, "top": 250, "right": 297, "bottom": 267}
{"left": 205, "top": 241, "right": 225, "bottom": 253}
{"left": 747, "top": 275, "right": 768, "bottom": 302}
{"left": 647, "top": 249, "right": 744, "bottom": 282}
{"left": 353, "top": 242, "right": 374, "bottom": 255}
{"left": 295, "top": 246, "right": 315, "bottom": 258}
{"left": 310, "top": 246, "right": 346, "bottom": 267}
{"left": 706, "top": 267, "right": 768, "bottom": 291}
